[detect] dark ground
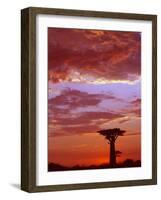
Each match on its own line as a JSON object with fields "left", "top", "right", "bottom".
{"left": 48, "top": 159, "right": 141, "bottom": 172}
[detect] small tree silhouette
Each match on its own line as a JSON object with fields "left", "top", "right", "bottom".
{"left": 97, "top": 128, "right": 125, "bottom": 167}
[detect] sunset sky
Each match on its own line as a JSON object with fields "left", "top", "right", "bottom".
{"left": 48, "top": 27, "right": 141, "bottom": 167}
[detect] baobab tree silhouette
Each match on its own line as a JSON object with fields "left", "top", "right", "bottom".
{"left": 97, "top": 128, "right": 125, "bottom": 167}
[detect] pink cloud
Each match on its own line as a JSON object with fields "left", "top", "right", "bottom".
{"left": 48, "top": 89, "right": 124, "bottom": 137}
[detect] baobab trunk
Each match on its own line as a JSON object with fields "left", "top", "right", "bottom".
{"left": 98, "top": 128, "right": 125, "bottom": 167}
{"left": 110, "top": 140, "right": 116, "bottom": 167}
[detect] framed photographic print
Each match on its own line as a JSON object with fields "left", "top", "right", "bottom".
{"left": 21, "top": 7, "right": 157, "bottom": 192}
